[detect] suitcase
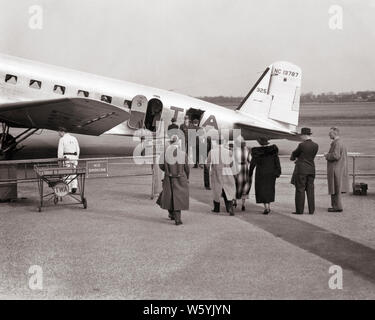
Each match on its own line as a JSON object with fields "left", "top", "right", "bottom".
{"left": 353, "top": 183, "right": 368, "bottom": 195}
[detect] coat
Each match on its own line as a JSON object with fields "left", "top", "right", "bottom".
{"left": 290, "top": 139, "right": 319, "bottom": 185}
{"left": 325, "top": 138, "right": 349, "bottom": 195}
{"left": 207, "top": 144, "right": 236, "bottom": 202}
{"left": 250, "top": 145, "right": 281, "bottom": 203}
{"left": 234, "top": 144, "right": 252, "bottom": 199}
{"left": 157, "top": 145, "right": 190, "bottom": 211}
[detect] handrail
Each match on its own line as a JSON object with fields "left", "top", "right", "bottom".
{"left": 0, "top": 155, "right": 155, "bottom": 165}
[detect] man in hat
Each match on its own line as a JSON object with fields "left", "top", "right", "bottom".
{"left": 157, "top": 134, "right": 190, "bottom": 225}
{"left": 167, "top": 118, "right": 179, "bottom": 131}
{"left": 191, "top": 118, "right": 202, "bottom": 168}
{"left": 179, "top": 115, "right": 191, "bottom": 152}
{"left": 290, "top": 127, "right": 319, "bottom": 215}
{"left": 167, "top": 118, "right": 179, "bottom": 137}
{"left": 57, "top": 127, "right": 80, "bottom": 193}
{"left": 324, "top": 127, "right": 349, "bottom": 212}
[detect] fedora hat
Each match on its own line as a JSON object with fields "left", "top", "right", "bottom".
{"left": 301, "top": 127, "right": 312, "bottom": 135}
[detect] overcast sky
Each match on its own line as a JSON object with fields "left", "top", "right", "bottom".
{"left": 0, "top": 0, "right": 374, "bottom": 96}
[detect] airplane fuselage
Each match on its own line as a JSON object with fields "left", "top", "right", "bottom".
{"left": 0, "top": 54, "right": 249, "bottom": 136}
{"left": 0, "top": 54, "right": 298, "bottom": 144}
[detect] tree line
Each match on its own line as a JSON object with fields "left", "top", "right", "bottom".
{"left": 198, "top": 91, "right": 375, "bottom": 106}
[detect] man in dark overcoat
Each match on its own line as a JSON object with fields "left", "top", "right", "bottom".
{"left": 157, "top": 135, "right": 190, "bottom": 225}
{"left": 290, "top": 127, "right": 319, "bottom": 215}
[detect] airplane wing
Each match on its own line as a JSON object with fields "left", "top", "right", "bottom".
{"left": 0, "top": 98, "right": 130, "bottom": 136}
{"left": 234, "top": 122, "right": 302, "bottom": 141}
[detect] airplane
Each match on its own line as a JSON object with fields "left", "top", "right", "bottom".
{"left": 0, "top": 53, "right": 302, "bottom": 159}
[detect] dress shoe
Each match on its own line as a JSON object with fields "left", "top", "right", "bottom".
{"left": 241, "top": 205, "right": 245, "bottom": 211}
{"left": 263, "top": 209, "right": 269, "bottom": 215}
{"left": 328, "top": 208, "right": 343, "bottom": 212}
{"left": 309, "top": 212, "right": 315, "bottom": 215}
{"left": 228, "top": 201, "right": 235, "bottom": 216}
{"left": 292, "top": 212, "right": 303, "bottom": 215}
{"left": 211, "top": 201, "right": 220, "bottom": 213}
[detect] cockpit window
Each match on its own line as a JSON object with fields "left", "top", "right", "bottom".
{"left": 101, "top": 95, "right": 112, "bottom": 103}
{"left": 78, "top": 90, "right": 89, "bottom": 97}
{"left": 53, "top": 85, "right": 66, "bottom": 95}
{"left": 5, "top": 74, "right": 17, "bottom": 84}
{"left": 29, "top": 79, "right": 42, "bottom": 89}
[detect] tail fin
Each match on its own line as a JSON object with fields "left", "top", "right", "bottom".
{"left": 237, "top": 61, "right": 301, "bottom": 127}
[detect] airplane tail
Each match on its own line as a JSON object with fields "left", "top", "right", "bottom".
{"left": 237, "top": 61, "right": 302, "bottom": 129}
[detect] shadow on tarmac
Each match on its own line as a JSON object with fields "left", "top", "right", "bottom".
{"left": 189, "top": 187, "right": 375, "bottom": 285}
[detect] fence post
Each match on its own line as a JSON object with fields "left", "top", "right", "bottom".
{"left": 352, "top": 156, "right": 356, "bottom": 194}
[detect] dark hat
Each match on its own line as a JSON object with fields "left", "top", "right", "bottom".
{"left": 58, "top": 127, "right": 67, "bottom": 132}
{"left": 301, "top": 127, "right": 312, "bottom": 135}
{"left": 257, "top": 136, "right": 270, "bottom": 146}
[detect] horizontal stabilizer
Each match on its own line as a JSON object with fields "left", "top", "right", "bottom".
{"left": 234, "top": 122, "right": 302, "bottom": 141}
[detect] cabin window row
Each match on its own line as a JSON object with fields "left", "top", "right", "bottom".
{"left": 4, "top": 73, "right": 132, "bottom": 107}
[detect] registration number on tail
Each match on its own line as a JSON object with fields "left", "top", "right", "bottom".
{"left": 273, "top": 69, "right": 299, "bottom": 77}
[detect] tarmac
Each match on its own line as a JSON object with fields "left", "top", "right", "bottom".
{"left": 0, "top": 164, "right": 375, "bottom": 299}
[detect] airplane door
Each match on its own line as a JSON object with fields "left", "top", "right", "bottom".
{"left": 128, "top": 95, "right": 148, "bottom": 129}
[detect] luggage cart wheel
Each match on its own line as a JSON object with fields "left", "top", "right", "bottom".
{"left": 53, "top": 196, "right": 58, "bottom": 205}
{"left": 83, "top": 198, "right": 87, "bottom": 209}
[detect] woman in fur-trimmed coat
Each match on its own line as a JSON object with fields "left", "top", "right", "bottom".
{"left": 249, "top": 138, "right": 281, "bottom": 215}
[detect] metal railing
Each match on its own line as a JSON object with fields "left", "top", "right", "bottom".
{"left": 0, "top": 153, "right": 373, "bottom": 192}
{"left": 0, "top": 156, "right": 155, "bottom": 184}
{"left": 278, "top": 153, "right": 375, "bottom": 188}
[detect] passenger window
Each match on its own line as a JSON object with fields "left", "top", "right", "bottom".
{"left": 5, "top": 74, "right": 17, "bottom": 84}
{"left": 29, "top": 79, "right": 42, "bottom": 89}
{"left": 78, "top": 90, "right": 89, "bottom": 97}
{"left": 53, "top": 85, "right": 66, "bottom": 95}
{"left": 101, "top": 95, "right": 112, "bottom": 103}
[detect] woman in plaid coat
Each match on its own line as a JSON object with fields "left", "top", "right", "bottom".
{"left": 234, "top": 139, "right": 252, "bottom": 211}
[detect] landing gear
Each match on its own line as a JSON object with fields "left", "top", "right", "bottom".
{"left": 0, "top": 123, "right": 39, "bottom": 159}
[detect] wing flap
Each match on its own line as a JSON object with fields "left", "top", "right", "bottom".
{"left": 0, "top": 98, "right": 130, "bottom": 136}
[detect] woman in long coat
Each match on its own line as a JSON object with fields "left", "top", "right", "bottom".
{"left": 249, "top": 137, "right": 281, "bottom": 215}
{"left": 157, "top": 136, "right": 190, "bottom": 225}
{"left": 207, "top": 139, "right": 236, "bottom": 215}
{"left": 234, "top": 138, "right": 252, "bottom": 211}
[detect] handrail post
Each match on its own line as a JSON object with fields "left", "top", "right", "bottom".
{"left": 352, "top": 156, "right": 356, "bottom": 194}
